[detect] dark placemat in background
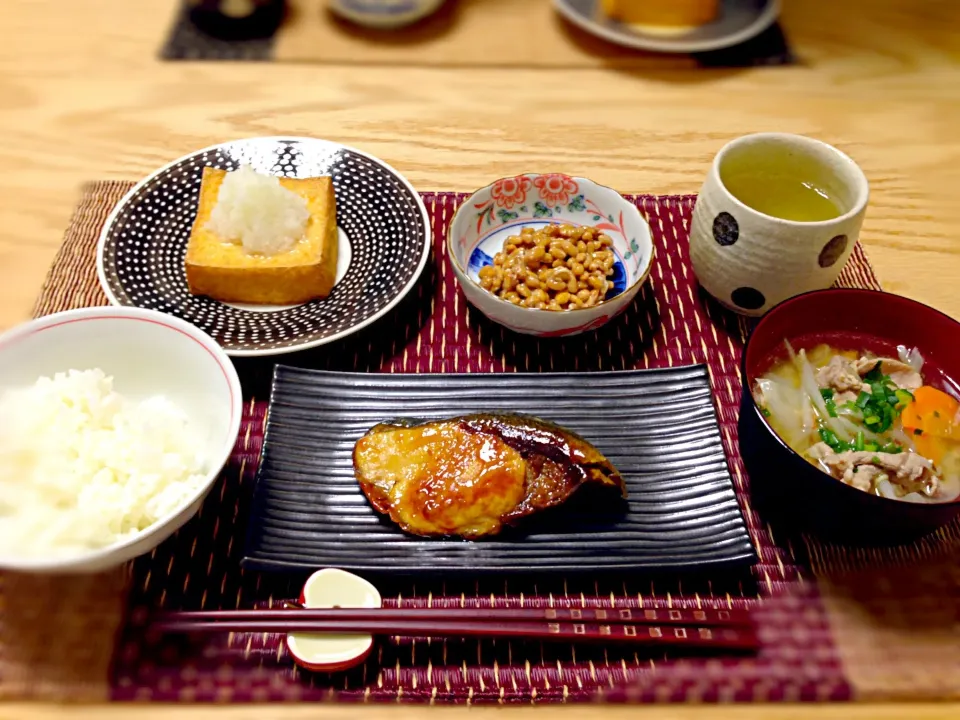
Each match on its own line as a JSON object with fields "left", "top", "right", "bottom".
{"left": 162, "top": 0, "right": 278, "bottom": 61}
{"left": 160, "top": 0, "right": 794, "bottom": 67}
{"left": 694, "top": 22, "right": 793, "bottom": 67}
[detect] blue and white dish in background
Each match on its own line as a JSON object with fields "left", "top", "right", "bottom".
{"left": 448, "top": 174, "right": 654, "bottom": 337}
{"left": 327, "top": 0, "right": 446, "bottom": 29}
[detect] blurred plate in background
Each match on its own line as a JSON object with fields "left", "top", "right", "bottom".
{"left": 554, "top": 0, "right": 781, "bottom": 54}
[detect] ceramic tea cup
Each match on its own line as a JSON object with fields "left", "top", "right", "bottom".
{"left": 689, "top": 133, "right": 869, "bottom": 317}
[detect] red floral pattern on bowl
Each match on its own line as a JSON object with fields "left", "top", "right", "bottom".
{"left": 534, "top": 174, "right": 579, "bottom": 207}
{"left": 490, "top": 176, "right": 532, "bottom": 209}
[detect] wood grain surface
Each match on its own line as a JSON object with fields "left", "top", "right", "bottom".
{"left": 2, "top": 0, "right": 960, "bottom": 331}
{"left": 1, "top": 0, "right": 959, "bottom": 718}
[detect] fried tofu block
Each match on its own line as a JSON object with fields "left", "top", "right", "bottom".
{"left": 185, "top": 167, "right": 338, "bottom": 305}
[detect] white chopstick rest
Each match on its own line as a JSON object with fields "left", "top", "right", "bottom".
{"left": 286, "top": 568, "right": 382, "bottom": 672}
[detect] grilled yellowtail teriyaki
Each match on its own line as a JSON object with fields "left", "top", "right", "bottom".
{"left": 352, "top": 414, "right": 626, "bottom": 539}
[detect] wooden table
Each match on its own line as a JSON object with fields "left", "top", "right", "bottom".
{"left": 0, "top": 0, "right": 958, "bottom": 717}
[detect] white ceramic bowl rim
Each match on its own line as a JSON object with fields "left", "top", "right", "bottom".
{"left": 0, "top": 305, "right": 243, "bottom": 571}
{"left": 448, "top": 173, "right": 655, "bottom": 315}
{"left": 711, "top": 132, "right": 871, "bottom": 228}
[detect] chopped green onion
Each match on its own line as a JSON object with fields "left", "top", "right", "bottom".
{"left": 761, "top": 407, "right": 771, "bottom": 418}
{"left": 816, "top": 362, "right": 915, "bottom": 454}
{"left": 881, "top": 404, "right": 894, "bottom": 431}
{"left": 934, "top": 410, "right": 941, "bottom": 418}
{"left": 819, "top": 427, "right": 845, "bottom": 452}
{"left": 864, "top": 362, "right": 884, "bottom": 383}
{"left": 871, "top": 456, "right": 881, "bottom": 464}
{"left": 895, "top": 389, "right": 914, "bottom": 410}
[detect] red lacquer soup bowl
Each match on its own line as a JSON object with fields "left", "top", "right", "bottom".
{"left": 739, "top": 288, "right": 960, "bottom": 544}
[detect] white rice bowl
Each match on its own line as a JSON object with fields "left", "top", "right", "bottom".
{"left": 0, "top": 306, "right": 242, "bottom": 573}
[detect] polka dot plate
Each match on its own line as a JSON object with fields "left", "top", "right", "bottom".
{"left": 96, "top": 137, "right": 431, "bottom": 356}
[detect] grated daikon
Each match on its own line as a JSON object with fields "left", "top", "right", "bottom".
{"left": 205, "top": 164, "right": 310, "bottom": 256}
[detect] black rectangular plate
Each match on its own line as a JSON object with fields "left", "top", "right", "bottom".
{"left": 242, "top": 366, "right": 756, "bottom": 574}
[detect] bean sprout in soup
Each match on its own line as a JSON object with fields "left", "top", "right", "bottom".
{"left": 752, "top": 341, "right": 960, "bottom": 504}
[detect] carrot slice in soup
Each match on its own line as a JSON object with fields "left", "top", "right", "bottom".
{"left": 912, "top": 433, "right": 945, "bottom": 466}
{"left": 901, "top": 386, "right": 960, "bottom": 440}
{"left": 901, "top": 387, "right": 960, "bottom": 466}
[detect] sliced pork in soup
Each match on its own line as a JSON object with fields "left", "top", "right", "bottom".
{"left": 808, "top": 443, "right": 939, "bottom": 497}
{"left": 753, "top": 342, "right": 960, "bottom": 504}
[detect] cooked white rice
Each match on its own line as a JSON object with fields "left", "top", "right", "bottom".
{"left": 0, "top": 369, "right": 209, "bottom": 558}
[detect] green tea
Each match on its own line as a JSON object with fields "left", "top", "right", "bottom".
{"left": 721, "top": 170, "right": 843, "bottom": 222}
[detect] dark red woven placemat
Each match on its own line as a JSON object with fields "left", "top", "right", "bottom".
{"left": 12, "top": 182, "right": 957, "bottom": 706}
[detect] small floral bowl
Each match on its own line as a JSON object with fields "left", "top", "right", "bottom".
{"left": 448, "top": 174, "right": 654, "bottom": 337}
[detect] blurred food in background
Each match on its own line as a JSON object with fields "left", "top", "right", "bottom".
{"left": 601, "top": 0, "right": 719, "bottom": 27}
{"left": 186, "top": 0, "right": 286, "bottom": 39}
